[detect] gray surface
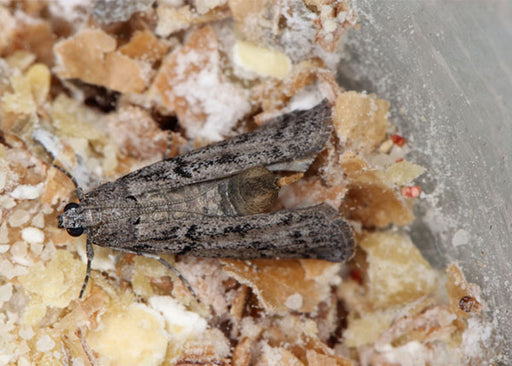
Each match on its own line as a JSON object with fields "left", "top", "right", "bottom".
{"left": 339, "top": 0, "right": 512, "bottom": 362}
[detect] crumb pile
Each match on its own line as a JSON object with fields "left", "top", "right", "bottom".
{"left": 0, "top": 1, "right": 493, "bottom": 365}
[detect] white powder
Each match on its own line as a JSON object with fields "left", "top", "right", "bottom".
{"left": 461, "top": 317, "right": 494, "bottom": 359}
{"left": 149, "top": 296, "right": 207, "bottom": 339}
{"left": 19, "top": 326, "right": 35, "bottom": 341}
{"left": 10, "top": 183, "right": 43, "bottom": 200}
{"left": 36, "top": 335, "right": 55, "bottom": 352}
{"left": 31, "top": 212, "right": 45, "bottom": 228}
{"left": 10, "top": 241, "right": 30, "bottom": 266}
{"left": 195, "top": 0, "right": 226, "bottom": 14}
{"left": 0, "top": 259, "right": 28, "bottom": 279}
{"left": 8, "top": 209, "right": 30, "bottom": 227}
{"left": 21, "top": 227, "right": 44, "bottom": 244}
{"left": 0, "top": 283, "right": 12, "bottom": 303}
{"left": 173, "top": 70, "right": 250, "bottom": 141}
{"left": 30, "top": 243, "right": 44, "bottom": 256}
{"left": 49, "top": 0, "right": 91, "bottom": 21}
{"left": 72, "top": 358, "right": 85, "bottom": 366}
{"left": 0, "top": 223, "right": 9, "bottom": 244}
{"left": 0, "top": 170, "right": 6, "bottom": 192}
{"left": 381, "top": 341, "right": 428, "bottom": 366}
{"left": 17, "top": 357, "right": 30, "bottom": 366}
{"left": 287, "top": 87, "right": 324, "bottom": 112}
{"left": 285, "top": 293, "right": 303, "bottom": 311}
{"left": 0, "top": 195, "right": 16, "bottom": 209}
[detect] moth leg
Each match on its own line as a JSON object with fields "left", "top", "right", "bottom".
{"left": 137, "top": 253, "right": 200, "bottom": 304}
{"left": 164, "top": 132, "right": 174, "bottom": 160}
{"left": 79, "top": 235, "right": 94, "bottom": 298}
{"left": 154, "top": 256, "right": 201, "bottom": 304}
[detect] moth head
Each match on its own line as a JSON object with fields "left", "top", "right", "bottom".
{"left": 58, "top": 202, "right": 85, "bottom": 237}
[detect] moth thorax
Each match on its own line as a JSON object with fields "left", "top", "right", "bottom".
{"left": 228, "top": 166, "right": 279, "bottom": 215}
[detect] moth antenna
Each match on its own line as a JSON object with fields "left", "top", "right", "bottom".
{"left": 52, "top": 163, "right": 85, "bottom": 202}
{"left": 79, "top": 235, "right": 94, "bottom": 298}
{"left": 163, "top": 132, "right": 174, "bottom": 160}
{"left": 155, "top": 256, "right": 201, "bottom": 304}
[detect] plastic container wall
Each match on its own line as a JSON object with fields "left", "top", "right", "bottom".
{"left": 338, "top": 0, "right": 512, "bottom": 361}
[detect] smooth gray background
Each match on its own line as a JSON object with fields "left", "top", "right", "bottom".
{"left": 338, "top": 0, "right": 512, "bottom": 363}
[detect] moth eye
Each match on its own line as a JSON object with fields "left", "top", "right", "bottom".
{"left": 66, "top": 227, "right": 84, "bottom": 237}
{"left": 64, "top": 202, "right": 80, "bottom": 212}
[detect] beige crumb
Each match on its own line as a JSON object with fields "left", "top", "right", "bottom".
{"left": 222, "top": 259, "right": 333, "bottom": 314}
{"left": 54, "top": 29, "right": 148, "bottom": 93}
{"left": 234, "top": 40, "right": 292, "bottom": 79}
{"left": 359, "top": 232, "right": 439, "bottom": 307}
{"left": 333, "top": 91, "right": 389, "bottom": 151}
{"left": 340, "top": 152, "right": 415, "bottom": 227}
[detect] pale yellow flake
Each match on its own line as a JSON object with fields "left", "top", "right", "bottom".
{"left": 234, "top": 40, "right": 291, "bottom": 79}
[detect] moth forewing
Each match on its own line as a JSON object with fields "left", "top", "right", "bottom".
{"left": 83, "top": 99, "right": 333, "bottom": 204}
{"left": 90, "top": 204, "right": 355, "bottom": 262}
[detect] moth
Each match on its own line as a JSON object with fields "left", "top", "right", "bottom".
{"left": 58, "top": 100, "right": 355, "bottom": 298}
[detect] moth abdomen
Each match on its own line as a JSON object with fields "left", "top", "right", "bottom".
{"left": 228, "top": 166, "right": 279, "bottom": 215}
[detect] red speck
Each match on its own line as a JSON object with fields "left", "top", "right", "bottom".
{"left": 350, "top": 269, "right": 363, "bottom": 284}
{"left": 395, "top": 158, "right": 404, "bottom": 163}
{"left": 391, "top": 134, "right": 406, "bottom": 146}
{"left": 401, "top": 185, "right": 421, "bottom": 198}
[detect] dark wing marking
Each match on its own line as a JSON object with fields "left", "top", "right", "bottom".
{"left": 90, "top": 203, "right": 355, "bottom": 263}
{"left": 85, "top": 100, "right": 332, "bottom": 203}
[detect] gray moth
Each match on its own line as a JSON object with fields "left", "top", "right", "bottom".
{"left": 57, "top": 100, "right": 355, "bottom": 298}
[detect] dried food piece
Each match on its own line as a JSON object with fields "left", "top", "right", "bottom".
{"left": 11, "top": 17, "right": 56, "bottom": 66}
{"left": 118, "top": 30, "right": 169, "bottom": 63}
{"left": 0, "top": 63, "right": 50, "bottom": 131}
{"left": 279, "top": 176, "right": 347, "bottom": 212}
{"left": 0, "top": 6, "right": 16, "bottom": 55}
{"left": 169, "top": 328, "right": 231, "bottom": 365}
{"left": 251, "top": 61, "right": 341, "bottom": 125}
{"left": 341, "top": 152, "right": 415, "bottom": 227}
{"left": 155, "top": 3, "right": 231, "bottom": 37}
{"left": 234, "top": 40, "right": 292, "bottom": 79}
{"left": 307, "top": 0, "right": 357, "bottom": 52}
{"left": 16, "top": 250, "right": 84, "bottom": 328}
{"left": 93, "top": 0, "right": 155, "bottom": 24}
{"left": 232, "top": 337, "right": 253, "bottom": 366}
{"left": 221, "top": 259, "right": 338, "bottom": 314}
{"left": 386, "top": 160, "right": 425, "bottom": 186}
{"left": 333, "top": 91, "right": 389, "bottom": 152}
{"left": 107, "top": 105, "right": 169, "bottom": 160}
{"left": 54, "top": 28, "right": 148, "bottom": 93}
{"left": 359, "top": 232, "right": 439, "bottom": 308}
{"left": 229, "top": 0, "right": 356, "bottom": 61}
{"left": 151, "top": 26, "right": 250, "bottom": 141}
{"left": 87, "top": 302, "right": 168, "bottom": 365}
{"left": 256, "top": 345, "right": 304, "bottom": 366}
{"left": 446, "top": 264, "right": 483, "bottom": 318}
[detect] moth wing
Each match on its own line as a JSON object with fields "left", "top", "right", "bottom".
{"left": 86, "top": 100, "right": 332, "bottom": 203}
{"left": 91, "top": 203, "right": 354, "bottom": 263}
